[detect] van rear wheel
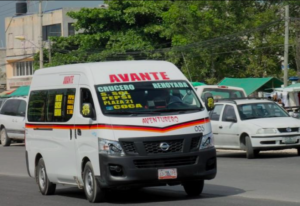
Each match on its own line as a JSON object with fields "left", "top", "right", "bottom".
{"left": 0, "top": 128, "right": 11, "bottom": 147}
{"left": 183, "top": 180, "right": 204, "bottom": 196}
{"left": 36, "top": 158, "right": 56, "bottom": 195}
{"left": 83, "top": 162, "right": 105, "bottom": 203}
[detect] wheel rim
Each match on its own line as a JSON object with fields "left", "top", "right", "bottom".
{"left": 85, "top": 170, "right": 94, "bottom": 197}
{"left": 0, "top": 130, "right": 6, "bottom": 145}
{"left": 39, "top": 167, "right": 46, "bottom": 190}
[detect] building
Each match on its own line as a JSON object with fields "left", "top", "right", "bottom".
{"left": 5, "top": 7, "right": 80, "bottom": 90}
{"left": 0, "top": 48, "right": 6, "bottom": 91}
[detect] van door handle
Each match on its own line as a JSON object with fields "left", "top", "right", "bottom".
{"left": 219, "top": 126, "right": 223, "bottom": 129}
{"left": 77, "top": 129, "right": 82, "bottom": 136}
{"left": 70, "top": 129, "right": 72, "bottom": 140}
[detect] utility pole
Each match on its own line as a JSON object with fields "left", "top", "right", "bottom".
{"left": 48, "top": 40, "right": 51, "bottom": 64}
{"left": 39, "top": 0, "right": 43, "bottom": 69}
{"left": 284, "top": 5, "right": 289, "bottom": 87}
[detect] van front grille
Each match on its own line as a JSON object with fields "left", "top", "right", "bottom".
{"left": 133, "top": 156, "right": 197, "bottom": 168}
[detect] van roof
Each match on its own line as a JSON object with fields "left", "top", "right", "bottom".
{"left": 33, "top": 60, "right": 187, "bottom": 86}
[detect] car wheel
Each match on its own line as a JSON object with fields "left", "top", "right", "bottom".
{"left": 183, "top": 180, "right": 204, "bottom": 196}
{"left": 36, "top": 158, "right": 56, "bottom": 195}
{"left": 0, "top": 128, "right": 11, "bottom": 147}
{"left": 297, "top": 148, "right": 300, "bottom": 156}
{"left": 83, "top": 162, "right": 105, "bottom": 203}
{"left": 246, "top": 135, "right": 256, "bottom": 159}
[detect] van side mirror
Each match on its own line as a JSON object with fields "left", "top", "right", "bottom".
{"left": 205, "top": 96, "right": 215, "bottom": 111}
{"left": 81, "top": 103, "right": 95, "bottom": 119}
{"left": 225, "top": 116, "right": 237, "bottom": 122}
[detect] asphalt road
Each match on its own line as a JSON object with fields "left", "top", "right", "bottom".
{"left": 1, "top": 145, "right": 300, "bottom": 206}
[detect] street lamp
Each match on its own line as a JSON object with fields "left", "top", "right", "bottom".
{"left": 15, "top": 36, "right": 38, "bottom": 47}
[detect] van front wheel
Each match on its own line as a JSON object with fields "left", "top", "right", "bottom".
{"left": 83, "top": 162, "right": 105, "bottom": 203}
{"left": 36, "top": 158, "right": 56, "bottom": 195}
{"left": 183, "top": 180, "right": 204, "bottom": 196}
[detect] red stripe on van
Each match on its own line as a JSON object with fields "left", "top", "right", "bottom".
{"left": 25, "top": 118, "right": 210, "bottom": 133}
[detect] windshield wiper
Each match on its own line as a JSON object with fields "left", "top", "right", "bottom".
{"left": 152, "top": 108, "right": 202, "bottom": 113}
{"left": 105, "top": 111, "right": 160, "bottom": 115}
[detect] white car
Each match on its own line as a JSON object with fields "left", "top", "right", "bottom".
{"left": 210, "top": 99, "right": 300, "bottom": 158}
{"left": 0, "top": 97, "right": 27, "bottom": 146}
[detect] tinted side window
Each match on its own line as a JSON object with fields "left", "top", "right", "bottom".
{"left": 222, "top": 105, "right": 237, "bottom": 122}
{"left": 17, "top": 100, "right": 27, "bottom": 117}
{"left": 28, "top": 91, "right": 47, "bottom": 122}
{"left": 28, "top": 89, "right": 76, "bottom": 122}
{"left": 209, "top": 104, "right": 224, "bottom": 121}
{"left": 0, "top": 99, "right": 20, "bottom": 116}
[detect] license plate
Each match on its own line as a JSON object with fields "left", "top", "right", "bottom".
{"left": 158, "top": 168, "right": 177, "bottom": 180}
{"left": 282, "top": 137, "right": 297, "bottom": 144}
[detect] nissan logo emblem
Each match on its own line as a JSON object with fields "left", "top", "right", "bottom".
{"left": 286, "top": 128, "right": 292, "bottom": 132}
{"left": 159, "top": 142, "right": 170, "bottom": 151}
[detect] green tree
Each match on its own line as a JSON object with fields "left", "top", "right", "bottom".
{"left": 35, "top": 0, "right": 300, "bottom": 86}
{"left": 34, "top": 0, "right": 173, "bottom": 69}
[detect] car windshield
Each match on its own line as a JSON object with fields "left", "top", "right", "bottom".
{"left": 95, "top": 81, "right": 203, "bottom": 115}
{"left": 238, "top": 102, "right": 289, "bottom": 120}
{"left": 201, "top": 88, "right": 245, "bottom": 101}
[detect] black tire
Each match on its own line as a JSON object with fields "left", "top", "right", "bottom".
{"left": 36, "top": 158, "right": 56, "bottom": 195}
{"left": 246, "top": 136, "right": 256, "bottom": 159}
{"left": 254, "top": 150, "right": 260, "bottom": 156}
{"left": 183, "top": 180, "right": 204, "bottom": 196}
{"left": 297, "top": 148, "right": 300, "bottom": 156}
{"left": 83, "top": 162, "right": 105, "bottom": 203}
{"left": 0, "top": 128, "right": 11, "bottom": 147}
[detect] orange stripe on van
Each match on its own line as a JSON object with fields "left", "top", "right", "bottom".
{"left": 25, "top": 118, "right": 210, "bottom": 133}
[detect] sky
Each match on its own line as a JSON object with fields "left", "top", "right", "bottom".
{"left": 0, "top": 0, "right": 103, "bottom": 47}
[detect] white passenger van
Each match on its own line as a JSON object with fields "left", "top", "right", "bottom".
{"left": 25, "top": 61, "right": 216, "bottom": 203}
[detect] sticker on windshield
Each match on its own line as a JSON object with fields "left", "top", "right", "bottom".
{"left": 100, "top": 91, "right": 142, "bottom": 110}
{"left": 54, "top": 94, "right": 63, "bottom": 116}
{"left": 152, "top": 82, "right": 189, "bottom": 89}
{"left": 98, "top": 84, "right": 135, "bottom": 92}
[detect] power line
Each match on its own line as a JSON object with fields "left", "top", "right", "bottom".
{"left": 51, "top": 19, "right": 283, "bottom": 58}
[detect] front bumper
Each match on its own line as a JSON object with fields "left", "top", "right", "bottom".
{"left": 96, "top": 148, "right": 216, "bottom": 189}
{"left": 251, "top": 134, "right": 300, "bottom": 150}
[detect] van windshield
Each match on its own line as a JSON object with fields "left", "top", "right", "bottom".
{"left": 95, "top": 81, "right": 203, "bottom": 115}
{"left": 201, "top": 88, "right": 245, "bottom": 101}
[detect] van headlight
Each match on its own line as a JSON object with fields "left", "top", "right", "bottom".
{"left": 200, "top": 132, "right": 214, "bottom": 150}
{"left": 256, "top": 128, "right": 278, "bottom": 134}
{"left": 99, "top": 139, "right": 124, "bottom": 156}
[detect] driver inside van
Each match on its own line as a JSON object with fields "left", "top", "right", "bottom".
{"left": 153, "top": 90, "right": 182, "bottom": 104}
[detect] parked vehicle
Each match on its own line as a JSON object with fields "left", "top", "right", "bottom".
{"left": 0, "top": 97, "right": 27, "bottom": 146}
{"left": 194, "top": 85, "right": 247, "bottom": 102}
{"left": 0, "top": 98, "right": 8, "bottom": 109}
{"left": 210, "top": 98, "right": 300, "bottom": 159}
{"left": 25, "top": 61, "right": 216, "bottom": 203}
